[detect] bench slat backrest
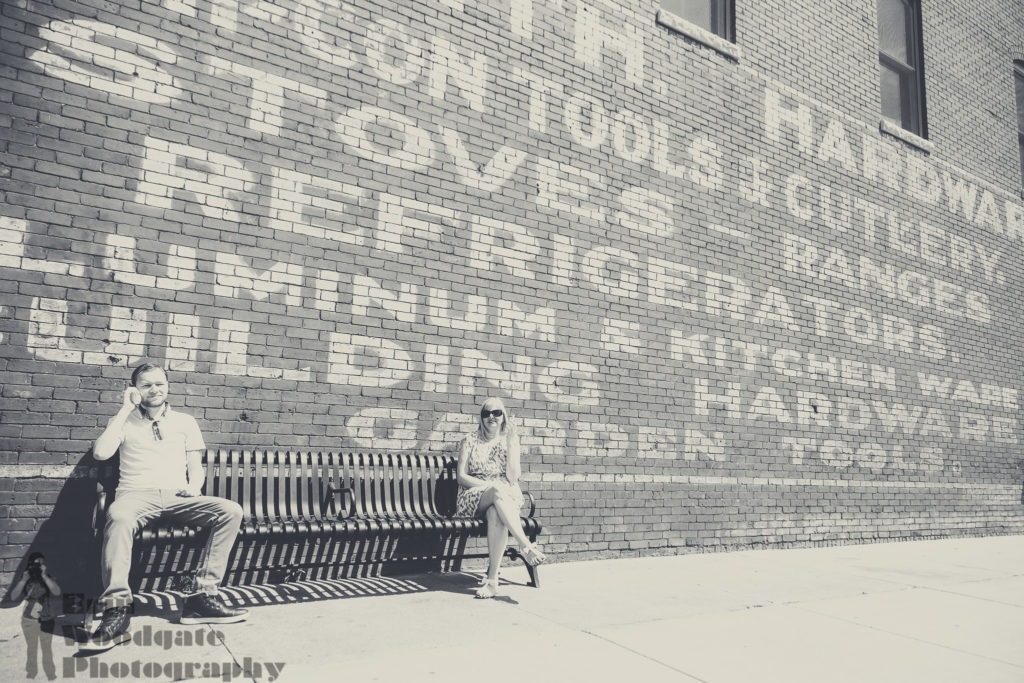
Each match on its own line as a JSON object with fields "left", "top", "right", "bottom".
{"left": 335, "top": 452, "right": 459, "bottom": 520}
{"left": 422, "top": 454, "right": 450, "bottom": 517}
{"left": 368, "top": 453, "right": 388, "bottom": 518}
{"left": 403, "top": 454, "right": 424, "bottom": 518}
{"left": 265, "top": 450, "right": 281, "bottom": 523}
{"left": 195, "top": 449, "right": 461, "bottom": 523}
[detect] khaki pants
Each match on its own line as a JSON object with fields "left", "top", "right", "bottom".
{"left": 100, "top": 489, "right": 243, "bottom": 607}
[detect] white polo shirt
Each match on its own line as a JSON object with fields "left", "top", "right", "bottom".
{"left": 116, "top": 405, "right": 205, "bottom": 492}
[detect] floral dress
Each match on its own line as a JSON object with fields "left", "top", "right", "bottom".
{"left": 455, "top": 432, "right": 524, "bottom": 518}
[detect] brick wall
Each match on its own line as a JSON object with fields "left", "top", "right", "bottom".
{"left": 2, "top": 0, "right": 1024, "bottom": 587}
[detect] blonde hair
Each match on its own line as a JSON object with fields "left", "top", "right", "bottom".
{"left": 474, "top": 397, "right": 521, "bottom": 482}
{"left": 476, "top": 397, "right": 508, "bottom": 440}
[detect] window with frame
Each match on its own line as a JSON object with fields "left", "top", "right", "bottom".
{"left": 661, "top": 0, "right": 735, "bottom": 42}
{"left": 877, "top": 0, "right": 927, "bottom": 137}
{"left": 1015, "top": 61, "right": 1024, "bottom": 187}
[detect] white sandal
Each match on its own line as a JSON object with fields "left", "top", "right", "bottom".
{"left": 475, "top": 579, "right": 499, "bottom": 599}
{"left": 521, "top": 543, "right": 547, "bottom": 566}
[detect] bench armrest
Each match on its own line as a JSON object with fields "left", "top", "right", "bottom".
{"left": 324, "top": 484, "right": 354, "bottom": 519}
{"left": 522, "top": 489, "right": 536, "bottom": 518}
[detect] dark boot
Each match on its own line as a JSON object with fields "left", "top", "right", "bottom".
{"left": 83, "top": 606, "right": 131, "bottom": 651}
{"left": 179, "top": 593, "right": 248, "bottom": 625}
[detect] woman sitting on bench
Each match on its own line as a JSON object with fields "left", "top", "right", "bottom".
{"left": 455, "top": 397, "right": 547, "bottom": 599}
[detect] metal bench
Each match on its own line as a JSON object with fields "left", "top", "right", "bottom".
{"left": 92, "top": 449, "right": 543, "bottom": 590}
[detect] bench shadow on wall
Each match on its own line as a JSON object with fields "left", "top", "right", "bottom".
{"left": 1, "top": 451, "right": 105, "bottom": 608}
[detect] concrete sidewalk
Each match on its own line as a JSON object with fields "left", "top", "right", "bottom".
{"left": 1, "top": 535, "right": 1022, "bottom": 683}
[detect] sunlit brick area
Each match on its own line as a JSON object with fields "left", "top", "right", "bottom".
{"left": 2, "top": 0, "right": 1024, "bottom": 589}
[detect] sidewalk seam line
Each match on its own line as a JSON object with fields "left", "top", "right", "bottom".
{"left": 506, "top": 602, "right": 709, "bottom": 682}
{"left": 920, "top": 583, "right": 1024, "bottom": 609}
{"left": 788, "top": 603, "right": 1024, "bottom": 670}
{"left": 580, "top": 627, "right": 712, "bottom": 683}
{"left": 211, "top": 625, "right": 256, "bottom": 683}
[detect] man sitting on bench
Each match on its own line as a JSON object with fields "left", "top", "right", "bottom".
{"left": 88, "top": 363, "right": 248, "bottom": 650}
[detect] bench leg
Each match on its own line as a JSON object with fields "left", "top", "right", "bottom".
{"left": 525, "top": 562, "right": 540, "bottom": 588}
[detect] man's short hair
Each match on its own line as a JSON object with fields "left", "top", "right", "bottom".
{"left": 131, "top": 363, "right": 166, "bottom": 386}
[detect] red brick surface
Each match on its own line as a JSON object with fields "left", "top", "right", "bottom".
{"left": 1, "top": 0, "right": 1023, "bottom": 582}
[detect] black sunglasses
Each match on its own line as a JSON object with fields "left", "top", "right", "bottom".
{"left": 480, "top": 409, "right": 504, "bottom": 418}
